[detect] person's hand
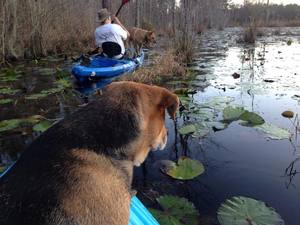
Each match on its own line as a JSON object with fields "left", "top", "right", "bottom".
{"left": 111, "top": 16, "right": 121, "bottom": 24}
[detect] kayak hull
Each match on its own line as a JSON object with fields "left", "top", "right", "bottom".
{"left": 72, "top": 52, "right": 144, "bottom": 82}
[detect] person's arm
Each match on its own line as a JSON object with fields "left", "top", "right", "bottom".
{"left": 111, "top": 16, "right": 130, "bottom": 39}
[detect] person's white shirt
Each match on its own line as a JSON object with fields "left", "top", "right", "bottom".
{"left": 95, "top": 24, "right": 128, "bottom": 55}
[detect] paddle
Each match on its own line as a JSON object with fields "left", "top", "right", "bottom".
{"left": 115, "top": 0, "right": 130, "bottom": 17}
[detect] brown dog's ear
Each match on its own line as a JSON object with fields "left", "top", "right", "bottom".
{"left": 159, "top": 90, "right": 180, "bottom": 120}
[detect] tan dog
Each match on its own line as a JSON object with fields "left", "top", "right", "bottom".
{"left": 0, "top": 81, "right": 179, "bottom": 225}
{"left": 128, "top": 27, "right": 156, "bottom": 55}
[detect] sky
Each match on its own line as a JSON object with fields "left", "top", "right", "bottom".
{"left": 231, "top": 0, "right": 300, "bottom": 5}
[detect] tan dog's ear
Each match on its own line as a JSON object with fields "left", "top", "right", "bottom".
{"left": 159, "top": 90, "right": 180, "bottom": 120}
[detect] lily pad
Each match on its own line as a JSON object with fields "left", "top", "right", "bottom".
{"left": 150, "top": 195, "right": 199, "bottom": 225}
{"left": 33, "top": 120, "right": 53, "bottom": 132}
{"left": 255, "top": 123, "right": 291, "bottom": 140}
{"left": 0, "top": 99, "right": 13, "bottom": 104}
{"left": 0, "top": 87, "right": 20, "bottom": 95}
{"left": 217, "top": 196, "right": 284, "bottom": 225}
{"left": 223, "top": 106, "right": 245, "bottom": 122}
{"left": 0, "top": 115, "right": 43, "bottom": 132}
{"left": 38, "top": 68, "right": 56, "bottom": 76}
{"left": 178, "top": 124, "right": 196, "bottom": 135}
{"left": 200, "top": 96, "right": 235, "bottom": 111}
{"left": 191, "top": 123, "right": 210, "bottom": 138}
{"left": 25, "top": 87, "right": 64, "bottom": 100}
{"left": 56, "top": 78, "right": 72, "bottom": 89}
{"left": 207, "top": 121, "right": 228, "bottom": 131}
{"left": 161, "top": 157, "right": 205, "bottom": 180}
{"left": 240, "top": 111, "right": 265, "bottom": 126}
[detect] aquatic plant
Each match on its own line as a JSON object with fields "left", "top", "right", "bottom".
{"left": 0, "top": 99, "right": 13, "bottom": 104}
{"left": 0, "top": 87, "right": 20, "bottom": 95}
{"left": 150, "top": 195, "right": 199, "bottom": 225}
{"left": 255, "top": 124, "right": 291, "bottom": 140}
{"left": 160, "top": 157, "right": 205, "bottom": 180}
{"left": 0, "top": 69, "right": 22, "bottom": 82}
{"left": 33, "top": 120, "right": 54, "bottom": 132}
{"left": 218, "top": 196, "right": 284, "bottom": 225}
{"left": 0, "top": 115, "right": 43, "bottom": 133}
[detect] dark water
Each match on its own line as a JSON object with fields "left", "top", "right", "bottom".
{"left": 1, "top": 27, "right": 300, "bottom": 224}
{"left": 133, "top": 27, "right": 300, "bottom": 225}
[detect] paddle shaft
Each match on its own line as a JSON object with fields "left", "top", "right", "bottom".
{"left": 115, "top": 0, "right": 130, "bottom": 17}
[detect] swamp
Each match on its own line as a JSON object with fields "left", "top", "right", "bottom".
{"left": 1, "top": 0, "right": 300, "bottom": 225}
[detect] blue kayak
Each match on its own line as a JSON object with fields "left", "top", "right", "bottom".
{"left": 72, "top": 52, "right": 144, "bottom": 82}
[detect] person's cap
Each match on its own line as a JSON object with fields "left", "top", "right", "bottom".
{"left": 97, "top": 8, "right": 111, "bottom": 23}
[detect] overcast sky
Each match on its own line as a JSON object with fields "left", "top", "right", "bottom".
{"left": 231, "top": 0, "right": 300, "bottom": 5}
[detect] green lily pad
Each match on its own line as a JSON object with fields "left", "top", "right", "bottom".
{"left": 0, "top": 69, "right": 22, "bottom": 82}
{"left": 150, "top": 195, "right": 199, "bottom": 225}
{"left": 161, "top": 157, "right": 205, "bottom": 180}
{"left": 240, "top": 111, "right": 265, "bottom": 126}
{"left": 56, "top": 68, "right": 70, "bottom": 78}
{"left": 0, "top": 99, "right": 13, "bottom": 104}
{"left": 0, "top": 87, "right": 20, "bottom": 95}
{"left": 38, "top": 68, "right": 56, "bottom": 76}
{"left": 25, "top": 87, "right": 64, "bottom": 100}
{"left": 0, "top": 115, "right": 43, "bottom": 132}
{"left": 217, "top": 196, "right": 284, "bottom": 225}
{"left": 56, "top": 78, "right": 72, "bottom": 89}
{"left": 200, "top": 96, "right": 235, "bottom": 111}
{"left": 174, "top": 88, "right": 196, "bottom": 96}
{"left": 191, "top": 123, "right": 210, "bottom": 138}
{"left": 178, "top": 124, "right": 196, "bottom": 135}
{"left": 33, "top": 120, "right": 53, "bottom": 132}
{"left": 207, "top": 122, "right": 228, "bottom": 131}
{"left": 255, "top": 123, "right": 291, "bottom": 140}
{"left": 223, "top": 106, "right": 245, "bottom": 122}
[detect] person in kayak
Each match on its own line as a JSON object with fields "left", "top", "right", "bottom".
{"left": 95, "top": 8, "right": 130, "bottom": 59}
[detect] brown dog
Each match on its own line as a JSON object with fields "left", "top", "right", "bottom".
{"left": 0, "top": 82, "right": 179, "bottom": 225}
{"left": 128, "top": 27, "right": 156, "bottom": 55}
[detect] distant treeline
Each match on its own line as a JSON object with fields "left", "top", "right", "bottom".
{"left": 0, "top": 0, "right": 228, "bottom": 62}
{"left": 229, "top": 3, "right": 300, "bottom": 26}
{"left": 1, "top": 0, "right": 300, "bottom": 63}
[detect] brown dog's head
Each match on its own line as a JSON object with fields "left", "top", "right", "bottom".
{"left": 145, "top": 31, "right": 156, "bottom": 45}
{"left": 104, "top": 82, "right": 179, "bottom": 166}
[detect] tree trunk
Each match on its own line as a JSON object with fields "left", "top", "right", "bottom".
{"left": 135, "top": 0, "right": 140, "bottom": 27}
{"left": 102, "top": 0, "right": 111, "bottom": 11}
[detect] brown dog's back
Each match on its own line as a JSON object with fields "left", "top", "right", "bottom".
{"left": 128, "top": 27, "right": 156, "bottom": 54}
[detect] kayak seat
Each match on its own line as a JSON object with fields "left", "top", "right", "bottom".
{"left": 102, "top": 42, "right": 122, "bottom": 58}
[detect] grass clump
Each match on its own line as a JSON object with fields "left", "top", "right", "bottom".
{"left": 120, "top": 50, "right": 186, "bottom": 84}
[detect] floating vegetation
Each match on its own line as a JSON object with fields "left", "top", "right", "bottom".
{"left": 150, "top": 195, "right": 199, "bottom": 225}
{"left": 0, "top": 99, "right": 13, "bottom": 104}
{"left": 217, "top": 196, "right": 284, "bottom": 225}
{"left": 38, "top": 68, "right": 56, "bottom": 76}
{"left": 25, "top": 87, "right": 64, "bottom": 100}
{"left": 0, "top": 69, "right": 22, "bottom": 82}
{"left": 178, "top": 124, "right": 196, "bottom": 135}
{"left": 56, "top": 77, "right": 72, "bottom": 89}
{"left": 223, "top": 106, "right": 245, "bottom": 122}
{"left": 255, "top": 123, "right": 291, "bottom": 140}
{"left": 174, "top": 88, "right": 196, "bottom": 96}
{"left": 281, "top": 111, "right": 294, "bottom": 118}
{"left": 160, "top": 157, "right": 205, "bottom": 180}
{"left": 0, "top": 87, "right": 20, "bottom": 95}
{"left": 0, "top": 115, "right": 43, "bottom": 133}
{"left": 239, "top": 111, "right": 265, "bottom": 126}
{"left": 32, "top": 120, "right": 54, "bottom": 132}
